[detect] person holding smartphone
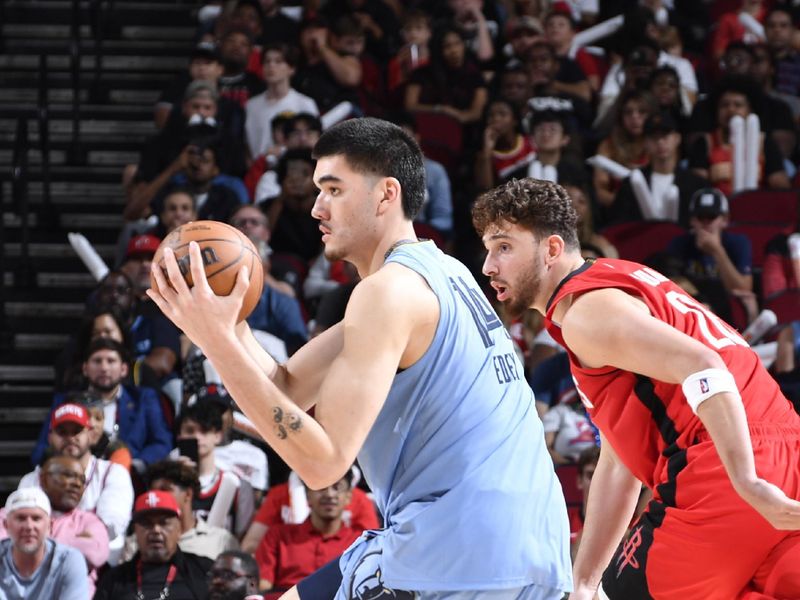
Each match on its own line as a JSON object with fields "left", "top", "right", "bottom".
{"left": 174, "top": 402, "right": 255, "bottom": 539}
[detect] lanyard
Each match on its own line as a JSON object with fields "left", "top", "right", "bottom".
{"left": 136, "top": 560, "right": 177, "bottom": 600}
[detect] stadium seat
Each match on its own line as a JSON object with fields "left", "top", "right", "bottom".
{"left": 764, "top": 289, "right": 800, "bottom": 326}
{"left": 727, "top": 223, "right": 790, "bottom": 269}
{"left": 600, "top": 221, "right": 686, "bottom": 264}
{"left": 413, "top": 110, "right": 463, "bottom": 174}
{"left": 728, "top": 189, "right": 799, "bottom": 227}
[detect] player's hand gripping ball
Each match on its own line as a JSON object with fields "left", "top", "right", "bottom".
{"left": 151, "top": 220, "right": 264, "bottom": 322}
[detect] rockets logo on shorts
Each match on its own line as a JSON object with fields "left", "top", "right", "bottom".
{"left": 616, "top": 526, "right": 643, "bottom": 577}
{"left": 699, "top": 378, "right": 709, "bottom": 394}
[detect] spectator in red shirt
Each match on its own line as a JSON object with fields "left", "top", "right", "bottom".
{"left": 240, "top": 468, "right": 378, "bottom": 554}
{"left": 568, "top": 446, "right": 599, "bottom": 562}
{"left": 254, "top": 473, "right": 362, "bottom": 591}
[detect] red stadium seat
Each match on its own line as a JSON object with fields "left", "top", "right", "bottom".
{"left": 413, "top": 110, "right": 463, "bottom": 174}
{"left": 764, "top": 289, "right": 800, "bottom": 326}
{"left": 728, "top": 189, "right": 799, "bottom": 226}
{"left": 600, "top": 221, "right": 686, "bottom": 264}
{"left": 727, "top": 223, "right": 790, "bottom": 269}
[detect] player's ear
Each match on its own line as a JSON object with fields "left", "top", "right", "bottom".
{"left": 376, "top": 177, "right": 401, "bottom": 215}
{"left": 545, "top": 234, "right": 565, "bottom": 265}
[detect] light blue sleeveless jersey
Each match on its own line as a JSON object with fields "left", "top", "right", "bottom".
{"left": 356, "top": 241, "right": 572, "bottom": 592}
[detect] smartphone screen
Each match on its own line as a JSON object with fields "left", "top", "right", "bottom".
{"left": 177, "top": 438, "right": 199, "bottom": 464}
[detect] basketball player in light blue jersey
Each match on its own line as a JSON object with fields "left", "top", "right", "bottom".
{"left": 148, "top": 118, "right": 572, "bottom": 600}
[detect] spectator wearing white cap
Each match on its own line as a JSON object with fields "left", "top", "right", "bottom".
{"left": 0, "top": 488, "right": 88, "bottom": 600}
{"left": 1, "top": 455, "right": 109, "bottom": 596}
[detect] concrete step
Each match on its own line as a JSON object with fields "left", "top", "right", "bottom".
{"left": 0, "top": 87, "right": 159, "bottom": 106}
{"left": 0, "top": 365, "right": 55, "bottom": 382}
{"left": 0, "top": 406, "right": 50, "bottom": 423}
{"left": 4, "top": 211, "right": 123, "bottom": 229}
{"left": 0, "top": 148, "right": 140, "bottom": 167}
{"left": 6, "top": 301, "right": 85, "bottom": 319}
{"left": 0, "top": 52, "right": 187, "bottom": 72}
{"left": 3, "top": 242, "right": 115, "bottom": 259}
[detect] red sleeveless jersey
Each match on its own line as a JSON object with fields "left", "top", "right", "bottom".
{"left": 544, "top": 258, "right": 798, "bottom": 489}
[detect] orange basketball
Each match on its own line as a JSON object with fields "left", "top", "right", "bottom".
{"left": 151, "top": 220, "right": 264, "bottom": 322}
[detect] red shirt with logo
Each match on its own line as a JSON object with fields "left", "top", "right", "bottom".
{"left": 544, "top": 258, "right": 798, "bottom": 489}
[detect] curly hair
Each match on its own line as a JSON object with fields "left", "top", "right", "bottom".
{"left": 472, "top": 178, "right": 580, "bottom": 249}
{"left": 147, "top": 459, "right": 201, "bottom": 497}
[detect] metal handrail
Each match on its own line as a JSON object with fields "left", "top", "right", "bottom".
{"left": 37, "top": 54, "right": 53, "bottom": 216}
{"left": 11, "top": 117, "right": 35, "bottom": 289}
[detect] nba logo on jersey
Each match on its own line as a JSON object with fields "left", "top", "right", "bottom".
{"left": 699, "top": 379, "right": 709, "bottom": 394}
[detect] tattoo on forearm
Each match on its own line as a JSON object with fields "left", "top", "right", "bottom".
{"left": 272, "top": 406, "right": 303, "bottom": 440}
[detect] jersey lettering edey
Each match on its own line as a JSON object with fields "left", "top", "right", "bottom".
{"left": 545, "top": 258, "right": 794, "bottom": 490}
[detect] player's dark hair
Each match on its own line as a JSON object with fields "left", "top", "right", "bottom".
{"left": 147, "top": 459, "right": 201, "bottom": 497}
{"left": 472, "top": 178, "right": 580, "bottom": 249}
{"left": 313, "top": 117, "right": 426, "bottom": 220}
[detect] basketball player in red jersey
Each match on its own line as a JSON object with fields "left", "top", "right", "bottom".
{"left": 473, "top": 178, "right": 800, "bottom": 600}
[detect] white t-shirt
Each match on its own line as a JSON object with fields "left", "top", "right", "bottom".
{"left": 245, "top": 88, "right": 319, "bottom": 157}
{"left": 542, "top": 404, "right": 598, "bottom": 463}
{"left": 649, "top": 172, "right": 678, "bottom": 221}
{"left": 600, "top": 50, "right": 698, "bottom": 100}
{"left": 215, "top": 439, "right": 269, "bottom": 491}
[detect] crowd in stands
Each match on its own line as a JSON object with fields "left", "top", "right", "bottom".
{"left": 5, "top": 0, "right": 800, "bottom": 597}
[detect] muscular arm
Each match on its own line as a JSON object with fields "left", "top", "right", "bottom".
{"left": 571, "top": 435, "right": 641, "bottom": 597}
{"left": 560, "top": 288, "right": 800, "bottom": 531}
{"left": 149, "top": 245, "right": 433, "bottom": 489}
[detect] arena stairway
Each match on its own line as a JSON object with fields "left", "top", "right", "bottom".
{"left": 0, "top": 0, "right": 197, "bottom": 501}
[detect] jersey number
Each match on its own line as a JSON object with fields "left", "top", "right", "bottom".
{"left": 450, "top": 277, "right": 503, "bottom": 348}
{"left": 665, "top": 291, "right": 748, "bottom": 349}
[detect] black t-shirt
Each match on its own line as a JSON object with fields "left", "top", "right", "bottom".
{"left": 687, "top": 134, "right": 785, "bottom": 177}
{"left": 93, "top": 550, "right": 212, "bottom": 600}
{"left": 261, "top": 13, "right": 300, "bottom": 47}
{"left": 219, "top": 71, "right": 266, "bottom": 109}
{"left": 688, "top": 95, "right": 795, "bottom": 136}
{"left": 555, "top": 57, "right": 588, "bottom": 85}
{"left": 408, "top": 63, "right": 486, "bottom": 110}
{"left": 293, "top": 59, "right": 362, "bottom": 114}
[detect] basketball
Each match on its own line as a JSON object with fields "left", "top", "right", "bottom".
{"left": 151, "top": 220, "right": 264, "bottom": 322}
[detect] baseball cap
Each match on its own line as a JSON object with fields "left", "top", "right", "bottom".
{"left": 50, "top": 403, "right": 90, "bottom": 430}
{"left": 191, "top": 41, "right": 221, "bottom": 63}
{"left": 189, "top": 383, "right": 233, "bottom": 410}
{"left": 133, "top": 490, "right": 181, "bottom": 522}
{"left": 5, "top": 488, "right": 51, "bottom": 516}
{"left": 644, "top": 112, "right": 679, "bottom": 137}
{"left": 125, "top": 234, "right": 161, "bottom": 260}
{"left": 689, "top": 188, "right": 730, "bottom": 218}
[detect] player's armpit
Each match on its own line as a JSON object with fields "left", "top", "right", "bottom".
{"left": 559, "top": 288, "right": 726, "bottom": 383}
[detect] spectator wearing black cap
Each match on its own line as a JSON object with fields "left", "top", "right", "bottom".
{"left": 687, "top": 76, "right": 791, "bottom": 198}
{"left": 667, "top": 188, "right": 754, "bottom": 310}
{"left": 94, "top": 491, "right": 213, "bottom": 600}
{"left": 611, "top": 112, "right": 709, "bottom": 226}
